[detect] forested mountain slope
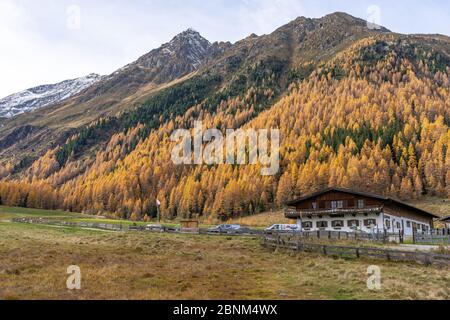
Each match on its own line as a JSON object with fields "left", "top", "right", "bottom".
{"left": 1, "top": 13, "right": 449, "bottom": 221}
{"left": 0, "top": 29, "right": 219, "bottom": 166}
{"left": 0, "top": 12, "right": 385, "bottom": 169}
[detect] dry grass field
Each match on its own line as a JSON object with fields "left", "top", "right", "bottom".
{"left": 0, "top": 206, "right": 449, "bottom": 300}
{"left": 409, "top": 197, "right": 450, "bottom": 225}
{"left": 229, "top": 210, "right": 286, "bottom": 227}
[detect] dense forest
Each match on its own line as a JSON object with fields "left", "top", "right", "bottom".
{"left": 1, "top": 36, "right": 450, "bottom": 221}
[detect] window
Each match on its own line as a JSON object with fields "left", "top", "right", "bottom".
{"left": 422, "top": 225, "right": 428, "bottom": 232}
{"left": 364, "top": 219, "right": 377, "bottom": 227}
{"left": 396, "top": 222, "right": 401, "bottom": 229}
{"left": 385, "top": 219, "right": 391, "bottom": 229}
{"left": 357, "top": 199, "right": 365, "bottom": 209}
{"left": 406, "top": 221, "right": 411, "bottom": 228}
{"left": 417, "top": 224, "right": 421, "bottom": 230}
{"left": 331, "top": 201, "right": 344, "bottom": 209}
{"left": 312, "top": 202, "right": 317, "bottom": 210}
{"left": 316, "top": 221, "right": 328, "bottom": 229}
{"left": 331, "top": 220, "right": 344, "bottom": 229}
{"left": 302, "top": 221, "right": 312, "bottom": 229}
{"left": 348, "top": 220, "right": 360, "bottom": 228}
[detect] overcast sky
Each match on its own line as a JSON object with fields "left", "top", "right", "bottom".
{"left": 1, "top": 0, "right": 449, "bottom": 98}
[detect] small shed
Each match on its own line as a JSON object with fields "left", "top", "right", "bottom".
{"left": 180, "top": 220, "right": 199, "bottom": 234}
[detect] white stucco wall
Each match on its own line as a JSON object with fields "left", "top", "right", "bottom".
{"left": 297, "top": 213, "right": 383, "bottom": 233}
{"left": 297, "top": 212, "right": 432, "bottom": 235}
{"left": 383, "top": 214, "right": 431, "bottom": 236}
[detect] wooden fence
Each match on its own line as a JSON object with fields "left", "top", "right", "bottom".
{"left": 12, "top": 218, "right": 265, "bottom": 236}
{"left": 12, "top": 218, "right": 124, "bottom": 231}
{"left": 262, "top": 234, "right": 450, "bottom": 266}
{"left": 413, "top": 229, "right": 450, "bottom": 244}
{"left": 430, "top": 228, "right": 450, "bottom": 235}
{"left": 288, "top": 230, "right": 403, "bottom": 243}
{"left": 415, "top": 233, "right": 450, "bottom": 245}
{"left": 199, "top": 228, "right": 266, "bottom": 236}
{"left": 11, "top": 218, "right": 402, "bottom": 242}
{"left": 12, "top": 217, "right": 450, "bottom": 265}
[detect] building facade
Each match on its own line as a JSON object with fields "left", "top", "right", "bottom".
{"left": 441, "top": 216, "right": 450, "bottom": 228}
{"left": 285, "top": 188, "right": 438, "bottom": 237}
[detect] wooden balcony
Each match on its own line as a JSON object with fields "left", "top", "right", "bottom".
{"left": 285, "top": 206, "right": 383, "bottom": 219}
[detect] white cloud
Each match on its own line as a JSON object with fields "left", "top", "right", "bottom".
{"left": 0, "top": 1, "right": 46, "bottom": 97}
{"left": 238, "top": 0, "right": 305, "bottom": 35}
{"left": 0, "top": 0, "right": 166, "bottom": 97}
{"left": 0, "top": 0, "right": 449, "bottom": 98}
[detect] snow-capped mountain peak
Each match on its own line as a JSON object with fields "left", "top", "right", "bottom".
{"left": 134, "top": 28, "right": 213, "bottom": 74}
{"left": 0, "top": 30, "right": 211, "bottom": 120}
{"left": 0, "top": 74, "right": 103, "bottom": 118}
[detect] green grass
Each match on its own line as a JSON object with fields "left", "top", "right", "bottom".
{"left": 0, "top": 206, "right": 85, "bottom": 220}
{"left": 0, "top": 205, "right": 215, "bottom": 229}
{"left": 67, "top": 218, "right": 188, "bottom": 228}
{"left": 5, "top": 195, "right": 446, "bottom": 229}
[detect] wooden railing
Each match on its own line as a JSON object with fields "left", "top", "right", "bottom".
{"left": 12, "top": 217, "right": 124, "bottom": 231}
{"left": 290, "top": 229, "right": 403, "bottom": 243}
{"left": 262, "top": 234, "right": 450, "bottom": 266}
{"left": 412, "top": 229, "right": 450, "bottom": 244}
{"left": 11, "top": 217, "right": 265, "bottom": 236}
{"left": 14, "top": 217, "right": 449, "bottom": 265}
{"left": 12, "top": 217, "right": 400, "bottom": 241}
{"left": 415, "top": 233, "right": 450, "bottom": 244}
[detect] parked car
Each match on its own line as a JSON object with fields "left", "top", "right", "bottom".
{"left": 265, "top": 224, "right": 301, "bottom": 233}
{"left": 146, "top": 224, "right": 165, "bottom": 232}
{"left": 207, "top": 224, "right": 250, "bottom": 234}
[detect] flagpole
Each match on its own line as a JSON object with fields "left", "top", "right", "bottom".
{"left": 156, "top": 199, "right": 161, "bottom": 223}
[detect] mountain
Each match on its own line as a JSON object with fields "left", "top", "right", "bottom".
{"left": 130, "top": 28, "right": 214, "bottom": 80}
{"left": 80, "top": 28, "right": 217, "bottom": 101}
{"left": 0, "top": 74, "right": 102, "bottom": 118}
{"left": 0, "top": 12, "right": 414, "bottom": 168}
{"left": 1, "top": 12, "right": 450, "bottom": 220}
{"left": 0, "top": 28, "right": 220, "bottom": 163}
{"left": 38, "top": 12, "right": 389, "bottom": 167}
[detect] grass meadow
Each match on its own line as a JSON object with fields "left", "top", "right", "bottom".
{"left": 0, "top": 205, "right": 449, "bottom": 300}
